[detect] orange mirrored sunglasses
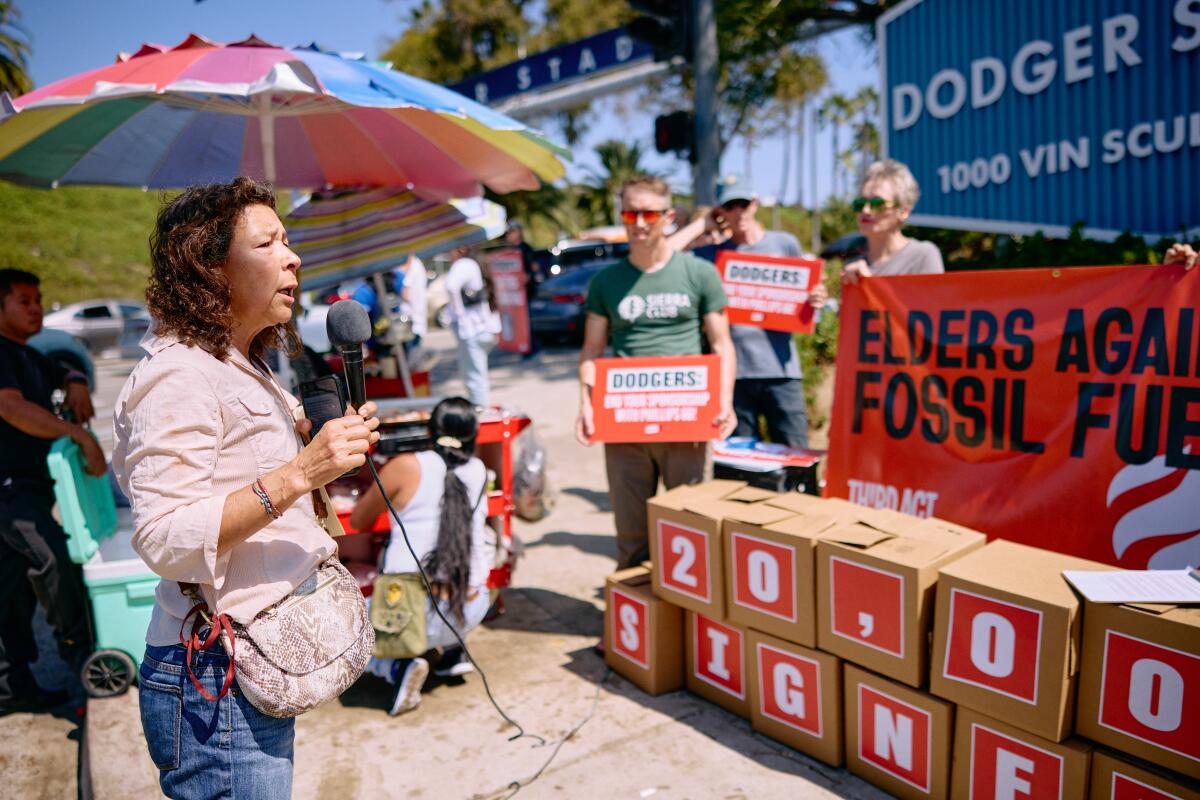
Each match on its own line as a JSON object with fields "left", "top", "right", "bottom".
{"left": 619, "top": 208, "right": 670, "bottom": 225}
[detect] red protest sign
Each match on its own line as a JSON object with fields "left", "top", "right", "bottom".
{"left": 590, "top": 355, "right": 721, "bottom": 442}
{"left": 716, "top": 250, "right": 822, "bottom": 332}
{"left": 825, "top": 264, "right": 1200, "bottom": 568}
{"left": 486, "top": 248, "right": 530, "bottom": 354}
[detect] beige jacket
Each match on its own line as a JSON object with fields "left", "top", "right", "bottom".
{"left": 112, "top": 332, "right": 334, "bottom": 644}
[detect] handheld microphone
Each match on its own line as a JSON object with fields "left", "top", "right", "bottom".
{"left": 326, "top": 299, "right": 372, "bottom": 412}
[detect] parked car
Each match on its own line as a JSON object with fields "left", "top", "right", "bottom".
{"left": 28, "top": 327, "right": 95, "bottom": 389}
{"left": 819, "top": 233, "right": 867, "bottom": 262}
{"left": 529, "top": 240, "right": 629, "bottom": 281}
{"left": 42, "top": 298, "right": 147, "bottom": 353}
{"left": 528, "top": 261, "right": 611, "bottom": 344}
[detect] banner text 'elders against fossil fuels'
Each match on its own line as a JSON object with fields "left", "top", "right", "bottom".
{"left": 825, "top": 264, "right": 1200, "bottom": 569}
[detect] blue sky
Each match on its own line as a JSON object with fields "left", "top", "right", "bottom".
{"left": 22, "top": 0, "right": 877, "bottom": 207}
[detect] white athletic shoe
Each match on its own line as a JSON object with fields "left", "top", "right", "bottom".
{"left": 389, "top": 657, "right": 429, "bottom": 716}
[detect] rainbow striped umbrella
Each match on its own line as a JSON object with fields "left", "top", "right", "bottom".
{"left": 287, "top": 188, "right": 507, "bottom": 292}
{"left": 0, "top": 34, "right": 566, "bottom": 195}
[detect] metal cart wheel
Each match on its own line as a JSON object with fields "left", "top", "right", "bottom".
{"left": 81, "top": 649, "right": 136, "bottom": 698}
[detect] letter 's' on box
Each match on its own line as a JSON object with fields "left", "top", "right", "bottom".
{"left": 816, "top": 517, "right": 985, "bottom": 688}
{"left": 929, "top": 540, "right": 1109, "bottom": 742}
{"left": 648, "top": 480, "right": 790, "bottom": 619}
{"left": 843, "top": 662, "right": 955, "bottom": 800}
{"left": 747, "top": 629, "right": 843, "bottom": 767}
{"left": 950, "top": 706, "right": 1092, "bottom": 800}
{"left": 1076, "top": 598, "right": 1200, "bottom": 779}
{"left": 604, "top": 566, "right": 683, "bottom": 695}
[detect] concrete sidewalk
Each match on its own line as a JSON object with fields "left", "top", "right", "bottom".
{"left": 19, "top": 331, "right": 887, "bottom": 799}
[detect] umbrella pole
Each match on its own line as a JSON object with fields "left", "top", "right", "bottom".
{"left": 258, "top": 94, "right": 277, "bottom": 185}
{"left": 373, "top": 271, "right": 415, "bottom": 398}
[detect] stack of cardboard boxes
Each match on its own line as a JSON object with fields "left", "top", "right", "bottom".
{"left": 603, "top": 481, "right": 1200, "bottom": 799}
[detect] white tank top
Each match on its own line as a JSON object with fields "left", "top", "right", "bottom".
{"left": 380, "top": 450, "right": 491, "bottom": 588}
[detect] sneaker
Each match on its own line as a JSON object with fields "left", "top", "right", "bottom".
{"left": 388, "top": 657, "right": 428, "bottom": 716}
{"left": 433, "top": 647, "right": 475, "bottom": 678}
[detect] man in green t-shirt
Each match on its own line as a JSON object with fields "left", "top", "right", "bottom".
{"left": 577, "top": 175, "right": 737, "bottom": 570}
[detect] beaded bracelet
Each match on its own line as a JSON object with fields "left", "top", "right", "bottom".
{"left": 252, "top": 478, "right": 281, "bottom": 520}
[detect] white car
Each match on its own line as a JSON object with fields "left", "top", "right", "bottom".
{"left": 42, "top": 298, "right": 146, "bottom": 353}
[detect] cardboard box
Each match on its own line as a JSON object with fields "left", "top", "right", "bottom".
{"left": 930, "top": 540, "right": 1108, "bottom": 742}
{"left": 1090, "top": 750, "right": 1200, "bottom": 800}
{"left": 1076, "top": 600, "right": 1200, "bottom": 779}
{"left": 685, "top": 610, "right": 750, "bottom": 718}
{"left": 604, "top": 566, "right": 684, "bottom": 695}
{"left": 844, "top": 663, "right": 955, "bottom": 799}
{"left": 951, "top": 706, "right": 1092, "bottom": 800}
{"left": 766, "top": 494, "right": 925, "bottom": 535}
{"left": 724, "top": 508, "right": 841, "bottom": 646}
{"left": 747, "top": 630, "right": 843, "bottom": 767}
{"left": 816, "top": 518, "right": 985, "bottom": 687}
{"left": 649, "top": 480, "right": 794, "bottom": 618}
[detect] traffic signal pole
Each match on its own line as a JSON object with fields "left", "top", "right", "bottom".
{"left": 692, "top": 0, "right": 719, "bottom": 205}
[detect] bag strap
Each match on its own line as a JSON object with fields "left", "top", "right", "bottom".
{"left": 179, "top": 602, "right": 236, "bottom": 703}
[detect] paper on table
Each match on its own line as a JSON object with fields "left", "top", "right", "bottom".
{"left": 1062, "top": 569, "right": 1200, "bottom": 603}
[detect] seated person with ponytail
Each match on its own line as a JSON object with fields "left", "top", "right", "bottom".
{"left": 349, "top": 397, "right": 494, "bottom": 716}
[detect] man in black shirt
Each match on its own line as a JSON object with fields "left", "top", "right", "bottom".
{"left": 0, "top": 269, "right": 103, "bottom": 713}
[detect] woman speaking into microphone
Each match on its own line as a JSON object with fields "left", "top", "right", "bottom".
{"left": 112, "top": 177, "right": 379, "bottom": 799}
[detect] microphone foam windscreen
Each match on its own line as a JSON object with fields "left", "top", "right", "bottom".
{"left": 326, "top": 299, "right": 373, "bottom": 348}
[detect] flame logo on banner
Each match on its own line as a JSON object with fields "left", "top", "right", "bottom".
{"left": 1107, "top": 447, "right": 1200, "bottom": 568}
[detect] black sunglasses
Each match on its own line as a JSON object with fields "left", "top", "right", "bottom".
{"left": 720, "top": 198, "right": 751, "bottom": 212}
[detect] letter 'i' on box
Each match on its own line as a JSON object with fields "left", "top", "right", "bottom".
{"left": 686, "top": 611, "right": 750, "bottom": 718}
{"left": 1076, "top": 599, "right": 1200, "bottom": 779}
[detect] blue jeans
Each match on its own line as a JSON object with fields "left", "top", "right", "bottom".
{"left": 453, "top": 328, "right": 495, "bottom": 406}
{"left": 732, "top": 378, "right": 810, "bottom": 448}
{"left": 139, "top": 644, "right": 294, "bottom": 800}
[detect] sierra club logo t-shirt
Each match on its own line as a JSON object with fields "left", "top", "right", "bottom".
{"left": 584, "top": 250, "right": 727, "bottom": 357}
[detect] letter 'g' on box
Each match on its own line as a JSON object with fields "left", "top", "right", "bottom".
{"left": 942, "top": 588, "right": 1043, "bottom": 704}
{"left": 757, "top": 643, "right": 822, "bottom": 737}
{"left": 658, "top": 519, "right": 711, "bottom": 603}
{"left": 610, "top": 588, "right": 649, "bottom": 669}
{"left": 694, "top": 613, "right": 744, "bottom": 699}
{"left": 858, "top": 684, "right": 932, "bottom": 793}
{"left": 1098, "top": 631, "right": 1200, "bottom": 765}
{"left": 968, "top": 723, "right": 1064, "bottom": 799}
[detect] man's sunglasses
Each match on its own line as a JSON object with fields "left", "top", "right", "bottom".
{"left": 852, "top": 196, "right": 900, "bottom": 213}
{"left": 620, "top": 208, "right": 670, "bottom": 225}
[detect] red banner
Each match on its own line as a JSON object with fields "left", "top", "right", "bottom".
{"left": 825, "top": 264, "right": 1200, "bottom": 569}
{"left": 591, "top": 355, "right": 721, "bottom": 443}
{"left": 716, "top": 251, "right": 822, "bottom": 332}
{"left": 486, "top": 248, "right": 530, "bottom": 354}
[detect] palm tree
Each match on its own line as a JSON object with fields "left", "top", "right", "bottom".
{"left": 819, "top": 93, "right": 854, "bottom": 198}
{"left": 0, "top": 2, "right": 31, "bottom": 96}
{"left": 584, "top": 139, "right": 655, "bottom": 225}
{"left": 849, "top": 86, "right": 880, "bottom": 184}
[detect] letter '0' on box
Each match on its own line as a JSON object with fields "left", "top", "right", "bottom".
{"left": 1089, "top": 750, "right": 1200, "bottom": 800}
{"left": 843, "top": 663, "right": 955, "bottom": 800}
{"left": 604, "top": 566, "right": 684, "bottom": 695}
{"left": 930, "top": 540, "right": 1109, "bottom": 742}
{"left": 950, "top": 706, "right": 1092, "bottom": 800}
{"left": 685, "top": 610, "right": 750, "bottom": 719}
{"left": 1076, "top": 599, "right": 1200, "bottom": 779}
{"left": 746, "top": 630, "right": 844, "bottom": 767}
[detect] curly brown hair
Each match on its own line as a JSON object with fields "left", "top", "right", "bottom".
{"left": 147, "top": 177, "right": 299, "bottom": 362}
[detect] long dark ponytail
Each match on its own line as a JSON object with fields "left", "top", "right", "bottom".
{"left": 422, "top": 397, "right": 481, "bottom": 623}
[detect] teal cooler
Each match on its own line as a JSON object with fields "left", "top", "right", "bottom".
{"left": 48, "top": 438, "right": 156, "bottom": 689}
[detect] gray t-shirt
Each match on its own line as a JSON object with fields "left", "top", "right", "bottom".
{"left": 696, "top": 230, "right": 804, "bottom": 380}
{"left": 865, "top": 238, "right": 945, "bottom": 276}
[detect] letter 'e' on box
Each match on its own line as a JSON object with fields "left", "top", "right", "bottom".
{"left": 649, "top": 480, "right": 789, "bottom": 618}
{"left": 844, "top": 662, "right": 954, "bottom": 800}
{"left": 724, "top": 510, "right": 840, "bottom": 647}
{"left": 1076, "top": 599, "right": 1200, "bottom": 779}
{"left": 951, "top": 706, "right": 1092, "bottom": 800}
{"left": 1089, "top": 750, "right": 1200, "bottom": 800}
{"left": 604, "top": 566, "right": 684, "bottom": 695}
{"left": 747, "top": 630, "right": 843, "bottom": 767}
{"left": 817, "top": 518, "right": 985, "bottom": 687}
{"left": 685, "top": 610, "right": 750, "bottom": 718}
{"left": 930, "top": 540, "right": 1108, "bottom": 742}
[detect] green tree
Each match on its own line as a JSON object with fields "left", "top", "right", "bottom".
{"left": 0, "top": 1, "right": 31, "bottom": 96}
{"left": 582, "top": 139, "right": 655, "bottom": 225}
{"left": 381, "top": 0, "right": 533, "bottom": 85}
{"left": 818, "top": 93, "right": 855, "bottom": 197}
